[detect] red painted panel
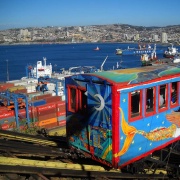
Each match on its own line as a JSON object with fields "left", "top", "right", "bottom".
{"left": 90, "top": 146, "right": 94, "bottom": 154}
{"left": 111, "top": 85, "right": 120, "bottom": 168}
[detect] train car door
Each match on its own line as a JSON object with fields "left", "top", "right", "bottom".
{"left": 86, "top": 82, "right": 113, "bottom": 163}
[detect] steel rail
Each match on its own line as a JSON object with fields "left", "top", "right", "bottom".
{"left": 0, "top": 157, "right": 169, "bottom": 179}
{"left": 0, "top": 130, "right": 58, "bottom": 147}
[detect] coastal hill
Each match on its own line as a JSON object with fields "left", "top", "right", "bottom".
{"left": 0, "top": 24, "right": 180, "bottom": 45}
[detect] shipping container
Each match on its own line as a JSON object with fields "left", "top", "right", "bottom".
{"left": 45, "top": 96, "right": 62, "bottom": 103}
{"left": 57, "top": 115, "right": 66, "bottom": 122}
{"left": 18, "top": 107, "right": 38, "bottom": 123}
{"left": 38, "top": 117, "right": 57, "bottom": 127}
{"left": 36, "top": 102, "right": 56, "bottom": 112}
{"left": 41, "top": 122, "right": 58, "bottom": 129}
{"left": 37, "top": 112, "right": 57, "bottom": 121}
{"left": 0, "top": 110, "right": 15, "bottom": 119}
{"left": 34, "top": 93, "right": 52, "bottom": 100}
{"left": 0, "top": 107, "right": 9, "bottom": 112}
{"left": 0, "top": 121, "right": 16, "bottom": 130}
{"left": 26, "top": 91, "right": 43, "bottom": 100}
{"left": 0, "top": 83, "right": 14, "bottom": 92}
{"left": 57, "top": 111, "right": 65, "bottom": 117}
{"left": 8, "top": 85, "right": 26, "bottom": 92}
{"left": 37, "top": 108, "right": 56, "bottom": 116}
{"left": 30, "top": 99, "right": 46, "bottom": 107}
{"left": 57, "top": 120, "right": 66, "bottom": 127}
{"left": 0, "top": 116, "right": 15, "bottom": 125}
{"left": 25, "top": 84, "right": 37, "bottom": 93}
{"left": 56, "top": 101, "right": 66, "bottom": 116}
{"left": 13, "top": 89, "right": 27, "bottom": 94}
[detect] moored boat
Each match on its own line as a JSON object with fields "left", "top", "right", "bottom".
{"left": 94, "top": 46, "right": 100, "bottom": 51}
{"left": 172, "top": 55, "right": 180, "bottom": 63}
{"left": 115, "top": 48, "right": 122, "bottom": 55}
{"left": 141, "top": 47, "right": 158, "bottom": 66}
{"left": 141, "top": 53, "right": 180, "bottom": 66}
{"left": 122, "top": 44, "right": 163, "bottom": 55}
{"left": 163, "top": 44, "right": 179, "bottom": 58}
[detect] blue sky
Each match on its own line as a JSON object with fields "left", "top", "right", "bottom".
{"left": 0, "top": 0, "right": 180, "bottom": 30}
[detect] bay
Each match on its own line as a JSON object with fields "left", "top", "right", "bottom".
{"left": 0, "top": 43, "right": 172, "bottom": 82}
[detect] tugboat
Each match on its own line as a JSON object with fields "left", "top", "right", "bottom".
{"left": 115, "top": 48, "right": 122, "bottom": 55}
{"left": 94, "top": 46, "right": 100, "bottom": 51}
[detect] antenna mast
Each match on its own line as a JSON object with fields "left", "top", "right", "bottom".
{"left": 6, "top": 59, "right": 9, "bottom": 81}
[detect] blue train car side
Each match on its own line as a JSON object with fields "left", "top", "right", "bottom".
{"left": 65, "top": 64, "right": 180, "bottom": 169}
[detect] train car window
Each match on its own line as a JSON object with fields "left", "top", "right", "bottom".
{"left": 78, "top": 88, "right": 87, "bottom": 114}
{"left": 68, "top": 87, "right": 77, "bottom": 112}
{"left": 171, "top": 82, "right": 178, "bottom": 106}
{"left": 158, "top": 84, "right": 167, "bottom": 110}
{"left": 146, "top": 87, "right": 155, "bottom": 114}
{"left": 130, "top": 90, "right": 141, "bottom": 118}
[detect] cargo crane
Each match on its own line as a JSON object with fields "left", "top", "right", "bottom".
{"left": 36, "top": 81, "right": 49, "bottom": 92}
{"left": 0, "top": 91, "right": 30, "bottom": 128}
{"left": 37, "top": 77, "right": 65, "bottom": 96}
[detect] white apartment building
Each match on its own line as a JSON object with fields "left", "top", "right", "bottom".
{"left": 134, "top": 34, "right": 140, "bottom": 41}
{"left": 161, "top": 32, "right": 168, "bottom": 43}
{"left": 152, "top": 34, "right": 159, "bottom": 41}
{"left": 78, "top": 27, "right": 82, "bottom": 32}
{"left": 20, "top": 29, "right": 31, "bottom": 41}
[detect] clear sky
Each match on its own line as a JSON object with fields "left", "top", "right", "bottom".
{"left": 0, "top": 0, "right": 180, "bottom": 30}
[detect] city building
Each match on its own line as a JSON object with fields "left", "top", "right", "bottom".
{"left": 161, "top": 32, "right": 168, "bottom": 43}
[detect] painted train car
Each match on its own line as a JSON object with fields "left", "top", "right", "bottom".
{"left": 65, "top": 64, "right": 180, "bottom": 169}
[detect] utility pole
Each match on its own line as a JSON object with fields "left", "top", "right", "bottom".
{"left": 6, "top": 59, "right": 9, "bottom": 81}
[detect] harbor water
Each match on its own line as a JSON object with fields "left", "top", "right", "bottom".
{"left": 0, "top": 43, "right": 173, "bottom": 82}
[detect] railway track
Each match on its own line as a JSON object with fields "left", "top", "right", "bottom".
{"left": 0, "top": 129, "right": 178, "bottom": 179}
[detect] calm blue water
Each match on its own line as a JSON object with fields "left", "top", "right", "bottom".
{"left": 0, "top": 43, "right": 172, "bottom": 82}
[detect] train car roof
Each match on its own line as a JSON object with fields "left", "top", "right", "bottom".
{"left": 89, "top": 64, "right": 180, "bottom": 84}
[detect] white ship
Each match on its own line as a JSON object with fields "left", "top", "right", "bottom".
{"left": 7, "top": 57, "right": 101, "bottom": 99}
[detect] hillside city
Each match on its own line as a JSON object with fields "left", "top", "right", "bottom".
{"left": 0, "top": 24, "right": 180, "bottom": 45}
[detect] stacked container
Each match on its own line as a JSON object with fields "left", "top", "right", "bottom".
{"left": 56, "top": 101, "right": 66, "bottom": 127}
{"left": 36, "top": 102, "right": 58, "bottom": 129}
{"left": 0, "top": 81, "right": 67, "bottom": 133}
{"left": 0, "top": 83, "right": 14, "bottom": 92}
{"left": 0, "top": 107, "right": 15, "bottom": 130}
{"left": 18, "top": 106, "right": 38, "bottom": 128}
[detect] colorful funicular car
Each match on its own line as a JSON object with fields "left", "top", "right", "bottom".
{"left": 65, "top": 64, "right": 180, "bottom": 169}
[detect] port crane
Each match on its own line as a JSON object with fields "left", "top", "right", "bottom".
{"left": 37, "top": 77, "right": 65, "bottom": 96}
{"left": 0, "top": 91, "right": 30, "bottom": 128}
